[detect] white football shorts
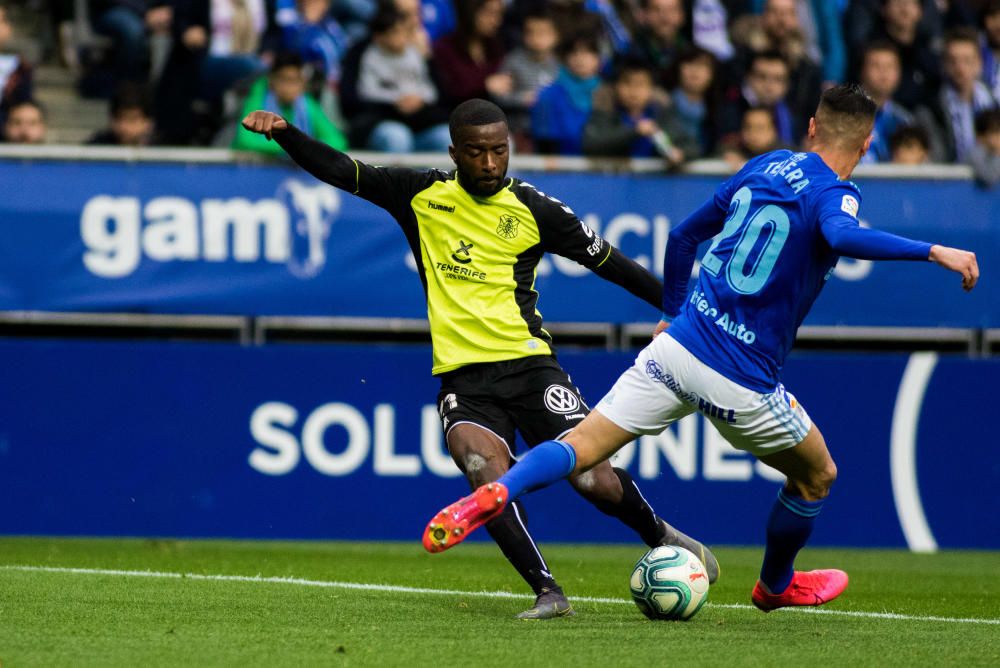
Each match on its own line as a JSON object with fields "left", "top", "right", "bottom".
{"left": 596, "top": 333, "right": 812, "bottom": 457}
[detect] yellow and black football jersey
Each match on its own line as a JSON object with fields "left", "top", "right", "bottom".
{"left": 276, "top": 125, "right": 661, "bottom": 374}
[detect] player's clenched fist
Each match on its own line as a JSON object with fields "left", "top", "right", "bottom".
{"left": 929, "top": 245, "right": 980, "bottom": 291}
{"left": 241, "top": 111, "right": 288, "bottom": 140}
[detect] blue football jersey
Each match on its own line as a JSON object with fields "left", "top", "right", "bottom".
{"left": 665, "top": 150, "right": 888, "bottom": 392}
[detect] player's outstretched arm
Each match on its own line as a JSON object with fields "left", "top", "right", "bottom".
{"left": 240, "top": 111, "right": 359, "bottom": 193}
{"left": 929, "top": 245, "right": 979, "bottom": 291}
{"left": 820, "top": 218, "right": 979, "bottom": 292}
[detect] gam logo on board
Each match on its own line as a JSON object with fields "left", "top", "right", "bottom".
{"left": 79, "top": 178, "right": 340, "bottom": 279}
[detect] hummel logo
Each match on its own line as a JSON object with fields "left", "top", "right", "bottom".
{"left": 428, "top": 201, "right": 455, "bottom": 213}
{"left": 451, "top": 240, "right": 474, "bottom": 264}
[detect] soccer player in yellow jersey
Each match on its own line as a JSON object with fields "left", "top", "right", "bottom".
{"left": 242, "top": 99, "right": 718, "bottom": 619}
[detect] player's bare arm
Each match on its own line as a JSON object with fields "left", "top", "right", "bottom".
{"left": 929, "top": 245, "right": 980, "bottom": 291}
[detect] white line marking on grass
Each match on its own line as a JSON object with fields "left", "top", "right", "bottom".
{"left": 3, "top": 564, "right": 998, "bottom": 626}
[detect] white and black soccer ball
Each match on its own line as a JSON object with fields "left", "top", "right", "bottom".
{"left": 629, "top": 546, "right": 710, "bottom": 620}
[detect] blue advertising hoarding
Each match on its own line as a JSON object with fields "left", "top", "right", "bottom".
{"left": 0, "top": 158, "right": 997, "bottom": 326}
{"left": 1, "top": 339, "right": 996, "bottom": 550}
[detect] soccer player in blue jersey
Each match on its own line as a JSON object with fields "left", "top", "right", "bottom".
{"left": 421, "top": 84, "right": 980, "bottom": 612}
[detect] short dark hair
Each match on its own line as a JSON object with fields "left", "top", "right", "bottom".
{"left": 889, "top": 124, "right": 930, "bottom": 152}
{"left": 861, "top": 39, "right": 900, "bottom": 67}
{"left": 8, "top": 98, "right": 45, "bottom": 120}
{"left": 270, "top": 51, "right": 304, "bottom": 73}
{"left": 449, "top": 99, "right": 508, "bottom": 142}
{"left": 975, "top": 109, "right": 1000, "bottom": 136}
{"left": 814, "top": 83, "right": 877, "bottom": 148}
{"left": 749, "top": 50, "right": 788, "bottom": 72}
{"left": 558, "top": 32, "right": 601, "bottom": 59}
{"left": 985, "top": 0, "right": 1000, "bottom": 19}
{"left": 370, "top": 6, "right": 406, "bottom": 35}
{"left": 110, "top": 83, "right": 152, "bottom": 119}
{"left": 612, "top": 56, "right": 654, "bottom": 82}
{"left": 522, "top": 8, "right": 556, "bottom": 27}
{"left": 675, "top": 45, "right": 716, "bottom": 69}
{"left": 944, "top": 26, "right": 981, "bottom": 50}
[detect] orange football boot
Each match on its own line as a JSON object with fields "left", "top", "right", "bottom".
{"left": 423, "top": 483, "right": 509, "bottom": 553}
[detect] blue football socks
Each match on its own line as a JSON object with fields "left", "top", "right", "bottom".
{"left": 497, "top": 440, "right": 577, "bottom": 500}
{"left": 759, "top": 487, "right": 825, "bottom": 594}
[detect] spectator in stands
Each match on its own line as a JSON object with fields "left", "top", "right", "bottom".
{"left": 531, "top": 33, "right": 602, "bottom": 155}
{"left": 432, "top": 0, "right": 510, "bottom": 105}
{"left": 494, "top": 10, "right": 560, "bottom": 135}
{"left": 889, "top": 124, "right": 931, "bottom": 163}
{"left": 860, "top": 0, "right": 941, "bottom": 111}
{"left": 91, "top": 1, "right": 173, "bottom": 85}
{"left": 232, "top": 52, "right": 347, "bottom": 154}
{"left": 859, "top": 41, "right": 915, "bottom": 163}
{"left": 969, "top": 109, "right": 1000, "bottom": 187}
{"left": 916, "top": 28, "right": 999, "bottom": 162}
{"left": 622, "top": 0, "right": 689, "bottom": 88}
{"left": 844, "top": 0, "right": 943, "bottom": 62}
{"left": 156, "top": 0, "right": 278, "bottom": 144}
{"left": 721, "top": 105, "right": 788, "bottom": 169}
{"left": 88, "top": 83, "right": 156, "bottom": 146}
{"left": 182, "top": 0, "right": 275, "bottom": 93}
{"left": 583, "top": 59, "right": 698, "bottom": 162}
{"left": 2, "top": 98, "right": 46, "bottom": 144}
{"left": 0, "top": 3, "right": 33, "bottom": 123}
{"left": 730, "top": 0, "right": 822, "bottom": 135}
{"left": 719, "top": 51, "right": 798, "bottom": 147}
{"left": 982, "top": 0, "right": 1000, "bottom": 101}
{"left": 670, "top": 45, "right": 720, "bottom": 156}
{"left": 353, "top": 7, "right": 450, "bottom": 152}
{"left": 276, "top": 0, "right": 350, "bottom": 85}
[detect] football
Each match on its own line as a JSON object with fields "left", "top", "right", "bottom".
{"left": 629, "top": 546, "right": 710, "bottom": 620}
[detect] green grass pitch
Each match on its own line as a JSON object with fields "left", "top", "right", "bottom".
{"left": 1, "top": 537, "right": 997, "bottom": 666}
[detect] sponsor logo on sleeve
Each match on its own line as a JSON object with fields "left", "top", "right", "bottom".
{"left": 841, "top": 194, "right": 859, "bottom": 217}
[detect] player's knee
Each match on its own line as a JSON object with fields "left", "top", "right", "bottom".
{"left": 461, "top": 453, "right": 506, "bottom": 487}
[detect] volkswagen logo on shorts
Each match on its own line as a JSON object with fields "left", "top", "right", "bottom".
{"left": 544, "top": 385, "right": 580, "bottom": 414}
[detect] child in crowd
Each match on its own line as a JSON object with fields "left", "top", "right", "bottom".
{"left": 232, "top": 52, "right": 347, "bottom": 154}
{"left": 495, "top": 10, "right": 560, "bottom": 134}
{"left": 356, "top": 7, "right": 450, "bottom": 152}
{"left": 721, "top": 106, "right": 787, "bottom": 170}
{"left": 670, "top": 46, "right": 718, "bottom": 157}
{"left": 969, "top": 109, "right": 1000, "bottom": 187}
{"left": 88, "top": 84, "right": 155, "bottom": 146}
{"left": 583, "top": 59, "right": 698, "bottom": 163}
{"left": 890, "top": 125, "right": 932, "bottom": 164}
{"left": 2, "top": 98, "right": 45, "bottom": 144}
{"left": 532, "top": 34, "right": 603, "bottom": 155}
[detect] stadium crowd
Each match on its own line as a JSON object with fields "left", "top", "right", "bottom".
{"left": 1, "top": 0, "right": 999, "bottom": 183}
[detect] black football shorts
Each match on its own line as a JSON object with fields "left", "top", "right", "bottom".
{"left": 436, "top": 355, "right": 590, "bottom": 460}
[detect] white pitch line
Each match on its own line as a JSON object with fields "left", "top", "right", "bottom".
{"left": 2, "top": 564, "right": 998, "bottom": 626}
